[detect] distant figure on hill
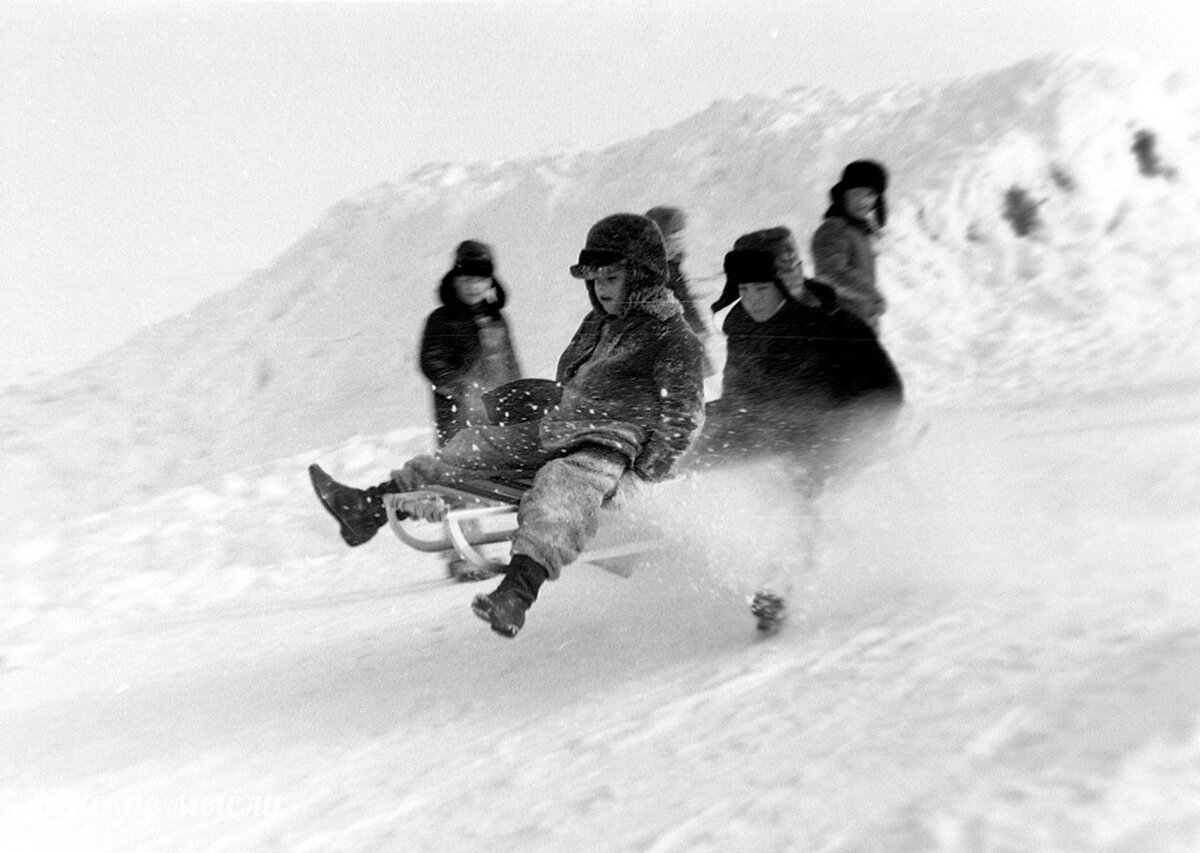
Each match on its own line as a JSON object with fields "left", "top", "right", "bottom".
{"left": 419, "top": 240, "right": 522, "bottom": 448}
{"left": 645, "top": 205, "right": 715, "bottom": 377}
{"left": 689, "top": 225, "right": 904, "bottom": 634}
{"left": 811, "top": 160, "right": 890, "bottom": 329}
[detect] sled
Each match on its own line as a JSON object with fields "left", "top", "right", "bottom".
{"left": 382, "top": 475, "right": 663, "bottom": 579}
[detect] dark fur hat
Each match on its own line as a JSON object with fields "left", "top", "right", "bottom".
{"left": 840, "top": 160, "right": 887, "bottom": 194}
{"left": 712, "top": 227, "right": 803, "bottom": 312}
{"left": 830, "top": 160, "right": 889, "bottom": 227}
{"left": 439, "top": 239, "right": 506, "bottom": 311}
{"left": 452, "top": 239, "right": 494, "bottom": 278}
{"left": 723, "top": 250, "right": 778, "bottom": 287}
{"left": 569, "top": 213, "right": 668, "bottom": 286}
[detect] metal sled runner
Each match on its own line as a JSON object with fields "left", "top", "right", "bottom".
{"left": 381, "top": 476, "right": 662, "bottom": 578}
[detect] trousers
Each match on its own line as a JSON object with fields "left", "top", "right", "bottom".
{"left": 391, "top": 421, "right": 630, "bottom": 578}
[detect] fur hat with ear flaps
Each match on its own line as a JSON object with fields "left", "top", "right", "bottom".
{"left": 570, "top": 214, "right": 668, "bottom": 283}
{"left": 451, "top": 239, "right": 495, "bottom": 278}
{"left": 829, "top": 159, "right": 889, "bottom": 227}
{"left": 569, "top": 213, "right": 679, "bottom": 320}
{"left": 711, "top": 226, "right": 804, "bottom": 312}
{"left": 438, "top": 239, "right": 508, "bottom": 311}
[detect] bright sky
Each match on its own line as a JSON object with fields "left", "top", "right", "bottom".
{"left": 2, "top": 0, "right": 1198, "bottom": 386}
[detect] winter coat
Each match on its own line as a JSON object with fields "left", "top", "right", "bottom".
{"left": 811, "top": 209, "right": 886, "bottom": 329}
{"left": 419, "top": 273, "right": 522, "bottom": 446}
{"left": 696, "top": 281, "right": 902, "bottom": 468}
{"left": 666, "top": 256, "right": 715, "bottom": 377}
{"left": 539, "top": 279, "right": 706, "bottom": 482}
{"left": 665, "top": 257, "right": 708, "bottom": 338}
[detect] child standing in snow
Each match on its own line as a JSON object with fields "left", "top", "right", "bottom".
{"left": 310, "top": 214, "right": 705, "bottom": 638}
{"left": 419, "top": 240, "right": 522, "bottom": 447}
{"left": 690, "top": 226, "right": 904, "bottom": 633}
{"left": 811, "top": 160, "right": 890, "bottom": 330}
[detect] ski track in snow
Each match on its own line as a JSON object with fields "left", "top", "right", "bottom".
{"left": 3, "top": 382, "right": 1200, "bottom": 851}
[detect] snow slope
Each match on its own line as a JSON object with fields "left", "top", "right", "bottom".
{"left": 4, "top": 50, "right": 1200, "bottom": 851}
{"left": 3, "top": 378, "right": 1200, "bottom": 851}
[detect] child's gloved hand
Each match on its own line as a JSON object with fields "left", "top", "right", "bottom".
{"left": 396, "top": 493, "right": 449, "bottom": 523}
{"left": 632, "top": 444, "right": 674, "bottom": 482}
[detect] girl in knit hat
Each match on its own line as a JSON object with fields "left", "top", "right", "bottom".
{"left": 309, "top": 214, "right": 705, "bottom": 638}
{"left": 811, "top": 160, "right": 890, "bottom": 329}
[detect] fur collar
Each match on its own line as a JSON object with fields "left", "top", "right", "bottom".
{"left": 623, "top": 283, "right": 683, "bottom": 321}
{"left": 585, "top": 280, "right": 684, "bottom": 322}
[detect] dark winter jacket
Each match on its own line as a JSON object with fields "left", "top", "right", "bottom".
{"left": 811, "top": 203, "right": 886, "bottom": 328}
{"left": 539, "top": 278, "right": 706, "bottom": 482}
{"left": 419, "top": 273, "right": 522, "bottom": 446}
{"left": 696, "top": 280, "right": 902, "bottom": 468}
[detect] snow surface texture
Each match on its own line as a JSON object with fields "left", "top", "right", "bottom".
{"left": 4, "top": 52, "right": 1200, "bottom": 850}
{"left": 4, "top": 383, "right": 1200, "bottom": 851}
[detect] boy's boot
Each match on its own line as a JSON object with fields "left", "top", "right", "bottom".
{"left": 471, "top": 554, "right": 549, "bottom": 638}
{"left": 308, "top": 464, "right": 402, "bottom": 547}
{"left": 750, "top": 590, "right": 787, "bottom": 636}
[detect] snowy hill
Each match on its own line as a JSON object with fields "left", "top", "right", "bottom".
{"left": 3, "top": 51, "right": 1200, "bottom": 532}
{"left": 4, "top": 377, "right": 1200, "bottom": 850}
{"left": 5, "top": 51, "right": 1200, "bottom": 851}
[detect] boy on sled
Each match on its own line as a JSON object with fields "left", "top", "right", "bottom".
{"left": 310, "top": 213, "right": 705, "bottom": 638}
